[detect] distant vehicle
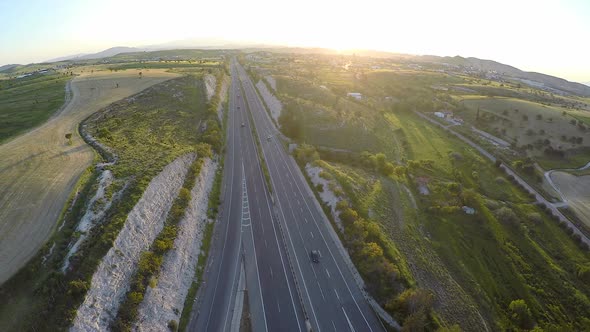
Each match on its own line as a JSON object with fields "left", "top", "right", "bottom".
{"left": 310, "top": 250, "right": 320, "bottom": 263}
{"left": 266, "top": 135, "right": 272, "bottom": 141}
{"left": 237, "top": 106, "right": 240, "bottom": 110}
{"left": 241, "top": 123, "right": 245, "bottom": 127}
{"left": 238, "top": 94, "right": 241, "bottom": 98}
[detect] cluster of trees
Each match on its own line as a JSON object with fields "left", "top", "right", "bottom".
{"left": 512, "top": 159, "right": 535, "bottom": 175}
{"left": 359, "top": 151, "right": 396, "bottom": 176}
{"left": 570, "top": 119, "right": 588, "bottom": 131}
{"left": 560, "top": 135, "right": 584, "bottom": 144}
{"left": 279, "top": 103, "right": 304, "bottom": 140}
{"left": 200, "top": 71, "right": 226, "bottom": 152}
{"left": 294, "top": 144, "right": 319, "bottom": 164}
{"left": 335, "top": 201, "right": 435, "bottom": 328}
{"left": 543, "top": 146, "right": 566, "bottom": 158}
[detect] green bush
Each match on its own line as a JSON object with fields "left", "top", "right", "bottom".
{"left": 508, "top": 299, "right": 535, "bottom": 329}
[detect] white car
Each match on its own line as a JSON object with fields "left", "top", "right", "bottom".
{"left": 266, "top": 135, "right": 272, "bottom": 141}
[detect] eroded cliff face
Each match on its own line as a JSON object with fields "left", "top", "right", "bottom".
{"left": 134, "top": 158, "right": 217, "bottom": 332}
{"left": 71, "top": 153, "right": 195, "bottom": 332}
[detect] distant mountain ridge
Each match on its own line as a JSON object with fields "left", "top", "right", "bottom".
{"left": 0, "top": 64, "right": 20, "bottom": 73}
{"left": 46, "top": 46, "right": 146, "bottom": 62}
{"left": 33, "top": 44, "right": 590, "bottom": 97}
{"left": 413, "top": 55, "right": 590, "bottom": 97}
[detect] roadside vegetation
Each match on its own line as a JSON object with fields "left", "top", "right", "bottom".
{"left": 0, "top": 71, "right": 69, "bottom": 142}
{"left": 249, "top": 51, "right": 590, "bottom": 330}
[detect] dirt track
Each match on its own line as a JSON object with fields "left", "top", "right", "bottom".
{"left": 0, "top": 70, "right": 178, "bottom": 285}
{"left": 550, "top": 171, "right": 590, "bottom": 227}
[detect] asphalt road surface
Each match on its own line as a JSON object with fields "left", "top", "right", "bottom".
{"left": 188, "top": 60, "right": 305, "bottom": 331}
{"left": 236, "top": 62, "right": 385, "bottom": 332}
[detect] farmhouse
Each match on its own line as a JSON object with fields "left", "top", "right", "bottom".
{"left": 347, "top": 92, "right": 362, "bottom": 100}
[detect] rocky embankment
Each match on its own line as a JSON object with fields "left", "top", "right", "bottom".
{"left": 134, "top": 158, "right": 217, "bottom": 331}
{"left": 71, "top": 154, "right": 195, "bottom": 332}
{"left": 61, "top": 170, "right": 126, "bottom": 272}
{"left": 256, "top": 80, "right": 282, "bottom": 123}
{"left": 305, "top": 163, "right": 345, "bottom": 231}
{"left": 217, "top": 76, "right": 229, "bottom": 122}
{"left": 204, "top": 74, "right": 216, "bottom": 101}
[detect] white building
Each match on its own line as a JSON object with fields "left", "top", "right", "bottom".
{"left": 434, "top": 111, "right": 445, "bottom": 118}
{"left": 347, "top": 92, "right": 362, "bottom": 100}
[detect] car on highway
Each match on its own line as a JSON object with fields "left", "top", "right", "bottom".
{"left": 237, "top": 106, "right": 240, "bottom": 110}
{"left": 310, "top": 250, "right": 320, "bottom": 263}
{"left": 266, "top": 134, "right": 272, "bottom": 141}
{"left": 241, "top": 123, "right": 245, "bottom": 127}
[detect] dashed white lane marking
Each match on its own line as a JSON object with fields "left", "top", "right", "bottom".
{"left": 317, "top": 281, "right": 325, "bottom": 301}
{"left": 326, "top": 269, "right": 331, "bottom": 278}
{"left": 241, "top": 175, "right": 251, "bottom": 227}
{"left": 342, "top": 307, "right": 356, "bottom": 332}
{"left": 334, "top": 288, "right": 340, "bottom": 300}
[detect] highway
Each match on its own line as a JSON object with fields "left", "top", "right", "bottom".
{"left": 236, "top": 62, "right": 385, "bottom": 331}
{"left": 188, "top": 60, "right": 305, "bottom": 331}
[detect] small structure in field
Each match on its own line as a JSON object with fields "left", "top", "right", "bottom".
{"left": 462, "top": 206, "right": 476, "bottom": 215}
{"left": 347, "top": 92, "right": 362, "bottom": 100}
{"left": 434, "top": 112, "right": 445, "bottom": 118}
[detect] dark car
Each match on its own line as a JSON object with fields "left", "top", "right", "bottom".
{"left": 310, "top": 250, "right": 320, "bottom": 263}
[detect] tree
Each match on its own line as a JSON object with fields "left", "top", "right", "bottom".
{"left": 65, "top": 133, "right": 72, "bottom": 144}
{"left": 495, "top": 206, "right": 518, "bottom": 225}
{"left": 339, "top": 208, "right": 359, "bottom": 225}
{"left": 508, "top": 299, "right": 534, "bottom": 329}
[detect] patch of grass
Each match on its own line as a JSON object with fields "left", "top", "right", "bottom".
{"left": 0, "top": 72, "right": 69, "bottom": 142}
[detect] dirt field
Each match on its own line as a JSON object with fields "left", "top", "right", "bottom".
{"left": 550, "top": 171, "right": 590, "bottom": 227}
{"left": 0, "top": 69, "right": 178, "bottom": 284}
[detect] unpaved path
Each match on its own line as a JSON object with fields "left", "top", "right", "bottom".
{"left": 549, "top": 171, "right": 590, "bottom": 227}
{"left": 0, "top": 69, "right": 178, "bottom": 285}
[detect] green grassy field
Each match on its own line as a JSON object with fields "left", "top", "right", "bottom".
{"left": 0, "top": 72, "right": 69, "bottom": 142}
{"left": 316, "top": 110, "right": 590, "bottom": 330}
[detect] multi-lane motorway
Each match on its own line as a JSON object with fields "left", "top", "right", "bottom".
{"left": 188, "top": 59, "right": 384, "bottom": 331}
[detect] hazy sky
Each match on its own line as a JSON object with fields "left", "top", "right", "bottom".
{"left": 1, "top": 0, "right": 588, "bottom": 82}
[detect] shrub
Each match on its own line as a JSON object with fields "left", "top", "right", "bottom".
{"left": 168, "top": 320, "right": 178, "bottom": 331}
{"left": 508, "top": 299, "right": 534, "bottom": 329}
{"left": 316, "top": 183, "right": 324, "bottom": 192}
{"left": 527, "top": 212, "right": 542, "bottom": 224}
{"left": 494, "top": 207, "right": 519, "bottom": 225}
{"left": 495, "top": 176, "right": 507, "bottom": 184}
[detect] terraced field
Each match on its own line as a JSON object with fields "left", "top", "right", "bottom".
{"left": 0, "top": 69, "right": 178, "bottom": 284}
